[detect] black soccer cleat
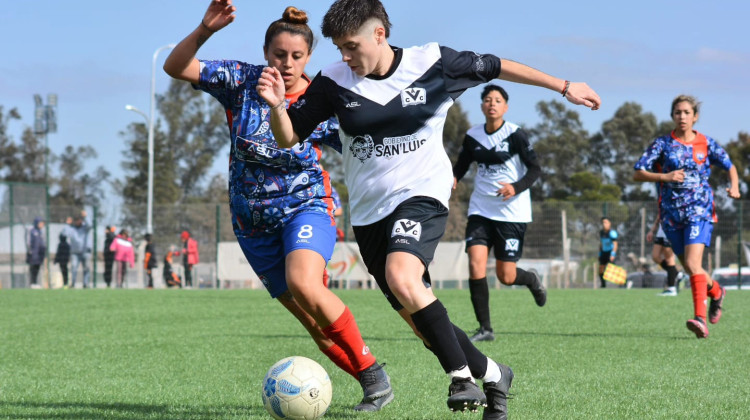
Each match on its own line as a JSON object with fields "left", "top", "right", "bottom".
{"left": 447, "top": 377, "right": 486, "bottom": 412}
{"left": 483, "top": 363, "right": 514, "bottom": 420}
{"left": 358, "top": 362, "right": 393, "bottom": 403}
{"left": 708, "top": 286, "right": 726, "bottom": 324}
{"left": 353, "top": 388, "right": 394, "bottom": 412}
{"left": 470, "top": 327, "right": 496, "bottom": 343}
{"left": 527, "top": 268, "right": 547, "bottom": 307}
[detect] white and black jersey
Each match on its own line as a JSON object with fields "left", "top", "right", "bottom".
{"left": 288, "top": 43, "right": 502, "bottom": 226}
{"left": 453, "top": 122, "right": 541, "bottom": 223}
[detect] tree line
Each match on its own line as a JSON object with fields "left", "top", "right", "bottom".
{"left": 2, "top": 80, "right": 749, "bottom": 226}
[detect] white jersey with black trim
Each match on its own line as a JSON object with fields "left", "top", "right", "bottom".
{"left": 464, "top": 122, "right": 532, "bottom": 223}
{"left": 288, "top": 43, "right": 502, "bottom": 225}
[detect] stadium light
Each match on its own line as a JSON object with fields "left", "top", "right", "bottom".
{"left": 144, "top": 44, "right": 176, "bottom": 234}
{"left": 125, "top": 104, "right": 148, "bottom": 124}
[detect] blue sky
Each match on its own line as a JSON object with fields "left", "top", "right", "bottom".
{"left": 2, "top": 0, "right": 749, "bottom": 214}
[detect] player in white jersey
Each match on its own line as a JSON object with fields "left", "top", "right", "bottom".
{"left": 257, "top": 0, "right": 601, "bottom": 417}
{"left": 453, "top": 85, "right": 546, "bottom": 344}
{"left": 647, "top": 214, "right": 684, "bottom": 296}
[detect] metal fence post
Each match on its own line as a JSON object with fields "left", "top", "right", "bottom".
{"left": 739, "top": 201, "right": 743, "bottom": 290}
{"left": 216, "top": 204, "right": 220, "bottom": 289}
{"left": 93, "top": 206, "right": 98, "bottom": 288}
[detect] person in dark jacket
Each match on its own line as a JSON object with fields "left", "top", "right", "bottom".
{"left": 27, "top": 217, "right": 46, "bottom": 289}
{"left": 143, "top": 233, "right": 157, "bottom": 289}
{"left": 103, "top": 225, "right": 116, "bottom": 288}
{"left": 54, "top": 232, "right": 71, "bottom": 289}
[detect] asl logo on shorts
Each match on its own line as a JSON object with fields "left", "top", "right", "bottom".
{"left": 392, "top": 219, "right": 422, "bottom": 241}
{"left": 505, "top": 239, "right": 520, "bottom": 252}
{"left": 689, "top": 225, "right": 700, "bottom": 240}
{"left": 400, "top": 87, "right": 426, "bottom": 107}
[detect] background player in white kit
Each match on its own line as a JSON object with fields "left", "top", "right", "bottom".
{"left": 257, "top": 0, "right": 601, "bottom": 417}
{"left": 453, "top": 84, "right": 546, "bottom": 343}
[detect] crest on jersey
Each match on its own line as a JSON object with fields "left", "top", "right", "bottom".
{"left": 400, "top": 87, "right": 426, "bottom": 107}
{"left": 505, "top": 238, "right": 520, "bottom": 252}
{"left": 495, "top": 141, "right": 509, "bottom": 153}
{"left": 392, "top": 219, "right": 422, "bottom": 241}
{"left": 349, "top": 135, "right": 374, "bottom": 163}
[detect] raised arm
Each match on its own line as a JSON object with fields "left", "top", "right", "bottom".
{"left": 163, "top": 0, "right": 237, "bottom": 83}
{"left": 498, "top": 59, "right": 601, "bottom": 110}
{"left": 257, "top": 67, "right": 302, "bottom": 147}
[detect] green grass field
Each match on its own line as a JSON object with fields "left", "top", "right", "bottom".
{"left": 1, "top": 288, "right": 748, "bottom": 419}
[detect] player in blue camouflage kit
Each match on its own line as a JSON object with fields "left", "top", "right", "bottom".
{"left": 163, "top": 0, "right": 392, "bottom": 410}
{"left": 634, "top": 94, "right": 740, "bottom": 338}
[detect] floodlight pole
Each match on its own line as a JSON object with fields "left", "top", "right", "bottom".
{"left": 145, "top": 44, "right": 176, "bottom": 234}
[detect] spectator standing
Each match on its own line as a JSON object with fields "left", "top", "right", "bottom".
{"left": 64, "top": 210, "right": 92, "bottom": 288}
{"left": 54, "top": 232, "right": 71, "bottom": 289}
{"left": 103, "top": 225, "right": 117, "bottom": 288}
{"left": 598, "top": 217, "right": 619, "bottom": 288}
{"left": 179, "top": 230, "right": 199, "bottom": 288}
{"left": 26, "top": 217, "right": 46, "bottom": 289}
{"left": 143, "top": 233, "right": 157, "bottom": 289}
{"left": 110, "top": 229, "right": 135, "bottom": 288}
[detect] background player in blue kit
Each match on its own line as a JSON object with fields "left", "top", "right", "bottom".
{"left": 163, "top": 0, "right": 392, "bottom": 410}
{"left": 257, "top": 0, "right": 601, "bottom": 417}
{"left": 634, "top": 94, "right": 740, "bottom": 339}
{"left": 453, "top": 84, "right": 546, "bottom": 343}
{"left": 597, "top": 217, "right": 618, "bottom": 288}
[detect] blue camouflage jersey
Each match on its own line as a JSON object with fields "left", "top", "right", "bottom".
{"left": 195, "top": 60, "right": 341, "bottom": 237}
{"left": 634, "top": 131, "right": 733, "bottom": 230}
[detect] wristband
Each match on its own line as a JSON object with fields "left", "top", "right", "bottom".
{"left": 201, "top": 19, "right": 216, "bottom": 33}
{"left": 271, "top": 101, "right": 286, "bottom": 111}
{"left": 561, "top": 80, "right": 571, "bottom": 97}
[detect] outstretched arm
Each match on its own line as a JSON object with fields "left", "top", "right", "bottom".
{"left": 257, "top": 67, "right": 301, "bottom": 148}
{"left": 163, "top": 0, "right": 236, "bottom": 83}
{"left": 633, "top": 169, "right": 685, "bottom": 183}
{"left": 498, "top": 59, "right": 601, "bottom": 110}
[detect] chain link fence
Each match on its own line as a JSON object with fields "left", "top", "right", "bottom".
{"left": 2, "top": 195, "right": 749, "bottom": 289}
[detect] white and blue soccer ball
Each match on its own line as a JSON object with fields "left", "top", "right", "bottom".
{"left": 262, "top": 356, "right": 333, "bottom": 420}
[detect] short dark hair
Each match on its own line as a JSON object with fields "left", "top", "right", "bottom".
{"left": 264, "top": 6, "right": 315, "bottom": 53}
{"left": 601, "top": 217, "right": 610, "bottom": 222}
{"left": 322, "top": 0, "right": 391, "bottom": 39}
{"left": 481, "top": 84, "right": 508, "bottom": 102}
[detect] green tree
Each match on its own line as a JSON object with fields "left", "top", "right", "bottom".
{"left": 528, "top": 100, "right": 592, "bottom": 201}
{"left": 589, "top": 102, "right": 658, "bottom": 201}
{"left": 49, "top": 145, "right": 110, "bottom": 208}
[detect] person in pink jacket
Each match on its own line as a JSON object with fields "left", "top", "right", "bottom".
{"left": 109, "top": 229, "right": 135, "bottom": 288}
{"left": 178, "top": 230, "right": 199, "bottom": 288}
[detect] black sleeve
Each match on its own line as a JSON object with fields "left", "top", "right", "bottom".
{"left": 288, "top": 72, "right": 337, "bottom": 141}
{"left": 452, "top": 135, "right": 475, "bottom": 181}
{"left": 509, "top": 129, "right": 541, "bottom": 193}
{"left": 440, "top": 46, "right": 502, "bottom": 100}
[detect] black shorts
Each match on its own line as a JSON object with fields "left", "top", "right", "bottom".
{"left": 465, "top": 215, "right": 527, "bottom": 262}
{"left": 353, "top": 196, "right": 447, "bottom": 310}
{"left": 598, "top": 251, "right": 616, "bottom": 265}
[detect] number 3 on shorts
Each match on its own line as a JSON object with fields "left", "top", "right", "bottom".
{"left": 298, "top": 224, "right": 314, "bottom": 239}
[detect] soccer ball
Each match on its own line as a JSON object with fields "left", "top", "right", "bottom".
{"left": 262, "top": 356, "right": 333, "bottom": 420}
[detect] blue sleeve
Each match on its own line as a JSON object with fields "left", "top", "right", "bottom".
{"left": 611, "top": 231, "right": 619, "bottom": 240}
{"left": 634, "top": 138, "right": 664, "bottom": 171}
{"left": 307, "top": 117, "right": 342, "bottom": 153}
{"left": 707, "top": 137, "right": 733, "bottom": 171}
{"left": 194, "top": 60, "right": 259, "bottom": 109}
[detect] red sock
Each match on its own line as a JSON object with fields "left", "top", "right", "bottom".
{"left": 690, "top": 274, "right": 708, "bottom": 320}
{"left": 322, "top": 307, "right": 376, "bottom": 374}
{"left": 321, "top": 344, "right": 358, "bottom": 379}
{"left": 707, "top": 280, "right": 722, "bottom": 300}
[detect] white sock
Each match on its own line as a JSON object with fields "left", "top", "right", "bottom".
{"left": 482, "top": 358, "right": 502, "bottom": 383}
{"left": 448, "top": 366, "right": 474, "bottom": 382}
